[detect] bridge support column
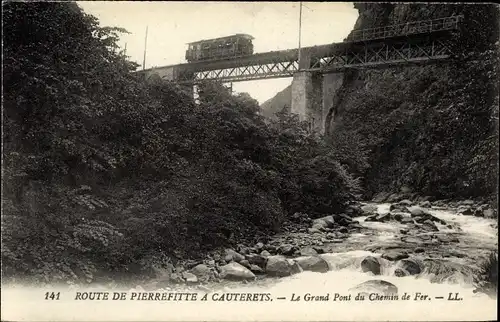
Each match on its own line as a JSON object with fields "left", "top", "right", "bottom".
{"left": 291, "top": 71, "right": 330, "bottom": 134}
{"left": 291, "top": 71, "right": 347, "bottom": 135}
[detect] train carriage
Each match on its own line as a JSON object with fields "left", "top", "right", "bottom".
{"left": 185, "top": 34, "right": 254, "bottom": 62}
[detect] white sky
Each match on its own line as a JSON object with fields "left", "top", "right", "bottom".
{"left": 77, "top": 1, "right": 358, "bottom": 104}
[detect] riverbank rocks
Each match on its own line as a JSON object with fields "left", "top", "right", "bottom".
{"left": 312, "top": 215, "right": 336, "bottom": 231}
{"left": 365, "top": 212, "right": 388, "bottom": 223}
{"left": 345, "top": 203, "right": 364, "bottom": 217}
{"left": 349, "top": 280, "right": 398, "bottom": 296}
{"left": 249, "top": 264, "right": 265, "bottom": 274}
{"left": 457, "top": 206, "right": 474, "bottom": 216}
{"left": 190, "top": 264, "right": 212, "bottom": 281}
{"left": 419, "top": 200, "right": 432, "bottom": 208}
{"left": 389, "top": 203, "right": 407, "bottom": 212}
{"left": 182, "top": 272, "right": 198, "bottom": 284}
{"left": 382, "top": 251, "right": 409, "bottom": 261}
{"left": 266, "top": 255, "right": 302, "bottom": 277}
{"left": 360, "top": 256, "right": 381, "bottom": 275}
{"left": 408, "top": 206, "right": 430, "bottom": 217}
{"left": 398, "top": 199, "right": 413, "bottom": 207}
{"left": 219, "top": 262, "right": 256, "bottom": 281}
{"left": 260, "top": 250, "right": 271, "bottom": 257}
{"left": 422, "top": 220, "right": 439, "bottom": 232}
{"left": 224, "top": 249, "right": 245, "bottom": 263}
{"left": 246, "top": 253, "right": 267, "bottom": 267}
{"left": 294, "top": 256, "right": 330, "bottom": 273}
{"left": 278, "top": 244, "right": 298, "bottom": 256}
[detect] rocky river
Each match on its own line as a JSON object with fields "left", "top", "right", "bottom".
{"left": 2, "top": 199, "right": 497, "bottom": 321}
{"left": 111, "top": 199, "right": 496, "bottom": 320}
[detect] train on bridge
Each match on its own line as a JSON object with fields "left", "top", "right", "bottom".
{"left": 185, "top": 34, "right": 254, "bottom": 62}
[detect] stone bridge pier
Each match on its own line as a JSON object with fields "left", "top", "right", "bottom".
{"left": 291, "top": 48, "right": 345, "bottom": 135}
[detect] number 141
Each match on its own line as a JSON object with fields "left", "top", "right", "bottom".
{"left": 45, "top": 292, "right": 60, "bottom": 300}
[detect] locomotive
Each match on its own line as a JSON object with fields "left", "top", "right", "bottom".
{"left": 185, "top": 34, "right": 254, "bottom": 62}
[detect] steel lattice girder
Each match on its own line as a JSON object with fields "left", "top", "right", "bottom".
{"left": 188, "top": 60, "right": 299, "bottom": 83}
{"left": 174, "top": 37, "right": 456, "bottom": 83}
{"left": 310, "top": 37, "right": 455, "bottom": 72}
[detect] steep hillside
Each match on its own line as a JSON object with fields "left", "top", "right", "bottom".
{"left": 261, "top": 4, "right": 499, "bottom": 201}
{"left": 334, "top": 4, "right": 499, "bottom": 200}
{"left": 260, "top": 85, "right": 291, "bottom": 119}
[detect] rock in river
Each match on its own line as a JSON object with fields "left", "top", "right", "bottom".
{"left": 293, "top": 256, "right": 330, "bottom": 273}
{"left": 407, "top": 206, "right": 430, "bottom": 217}
{"left": 396, "top": 258, "right": 422, "bottom": 276}
{"left": 360, "top": 256, "right": 381, "bottom": 275}
{"left": 219, "top": 262, "right": 256, "bottom": 281}
{"left": 361, "top": 204, "right": 378, "bottom": 215}
{"left": 382, "top": 252, "right": 409, "bottom": 261}
{"left": 266, "top": 255, "right": 302, "bottom": 277}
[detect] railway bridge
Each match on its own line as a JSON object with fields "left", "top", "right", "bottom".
{"left": 139, "top": 15, "right": 463, "bottom": 134}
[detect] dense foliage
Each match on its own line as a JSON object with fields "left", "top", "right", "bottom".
{"left": 334, "top": 4, "right": 499, "bottom": 200}
{"left": 2, "top": 2, "right": 359, "bottom": 284}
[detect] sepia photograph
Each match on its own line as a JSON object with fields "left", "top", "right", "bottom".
{"left": 2, "top": 1, "right": 499, "bottom": 321}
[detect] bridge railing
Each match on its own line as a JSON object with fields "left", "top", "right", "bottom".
{"left": 349, "top": 15, "right": 463, "bottom": 42}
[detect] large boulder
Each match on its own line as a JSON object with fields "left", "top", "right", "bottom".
{"left": 394, "top": 268, "right": 409, "bottom": 277}
{"left": 294, "top": 256, "right": 330, "bottom": 273}
{"left": 398, "top": 199, "right": 413, "bottom": 207}
{"left": 224, "top": 249, "right": 245, "bottom": 263}
{"left": 382, "top": 252, "right": 409, "bottom": 261}
{"left": 219, "top": 262, "right": 256, "bottom": 281}
{"left": 334, "top": 213, "right": 353, "bottom": 226}
{"left": 389, "top": 203, "right": 408, "bottom": 212}
{"left": 312, "top": 215, "right": 336, "bottom": 230}
{"left": 419, "top": 201, "right": 432, "bottom": 208}
{"left": 422, "top": 219, "right": 439, "bottom": 232}
{"left": 190, "top": 264, "right": 212, "bottom": 281}
{"left": 277, "top": 244, "right": 297, "bottom": 256}
{"left": 375, "top": 213, "right": 391, "bottom": 222}
{"left": 349, "top": 280, "right": 398, "bottom": 296}
{"left": 266, "top": 255, "right": 302, "bottom": 277}
{"left": 246, "top": 253, "right": 267, "bottom": 267}
{"left": 360, "top": 256, "right": 381, "bottom": 275}
{"left": 391, "top": 212, "right": 406, "bottom": 222}
{"left": 407, "top": 206, "right": 430, "bottom": 217}
{"left": 396, "top": 258, "right": 422, "bottom": 276}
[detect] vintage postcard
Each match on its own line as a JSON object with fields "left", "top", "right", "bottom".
{"left": 2, "top": 1, "right": 498, "bottom": 321}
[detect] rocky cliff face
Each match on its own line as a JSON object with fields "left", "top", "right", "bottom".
{"left": 260, "top": 4, "right": 499, "bottom": 200}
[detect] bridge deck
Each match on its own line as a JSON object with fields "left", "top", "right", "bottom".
{"left": 140, "top": 15, "right": 462, "bottom": 82}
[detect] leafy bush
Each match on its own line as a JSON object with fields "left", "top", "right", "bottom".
{"left": 2, "top": 2, "right": 359, "bottom": 284}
